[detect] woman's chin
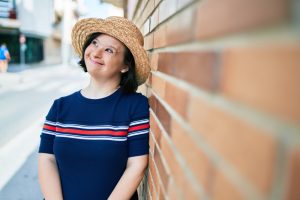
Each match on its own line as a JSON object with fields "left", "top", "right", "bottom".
{"left": 87, "top": 64, "right": 104, "bottom": 72}
{"left": 87, "top": 68, "right": 105, "bottom": 78}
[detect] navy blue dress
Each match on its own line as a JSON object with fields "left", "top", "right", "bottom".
{"left": 39, "top": 88, "right": 149, "bottom": 200}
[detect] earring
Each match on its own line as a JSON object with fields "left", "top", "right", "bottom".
{"left": 121, "top": 69, "right": 126, "bottom": 73}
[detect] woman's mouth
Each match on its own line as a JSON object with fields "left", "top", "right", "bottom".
{"left": 90, "top": 58, "right": 104, "bottom": 66}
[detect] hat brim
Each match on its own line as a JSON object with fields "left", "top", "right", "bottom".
{"left": 71, "top": 18, "right": 150, "bottom": 86}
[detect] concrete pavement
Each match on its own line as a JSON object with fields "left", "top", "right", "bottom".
{"left": 0, "top": 149, "right": 43, "bottom": 200}
{"left": 0, "top": 63, "right": 89, "bottom": 199}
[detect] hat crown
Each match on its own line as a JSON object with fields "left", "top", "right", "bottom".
{"left": 105, "top": 16, "right": 144, "bottom": 46}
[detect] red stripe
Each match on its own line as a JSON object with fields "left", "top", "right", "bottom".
{"left": 128, "top": 123, "right": 150, "bottom": 132}
{"left": 44, "top": 124, "right": 56, "bottom": 131}
{"left": 56, "top": 127, "right": 127, "bottom": 136}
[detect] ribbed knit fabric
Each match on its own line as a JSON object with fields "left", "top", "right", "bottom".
{"left": 38, "top": 88, "right": 149, "bottom": 200}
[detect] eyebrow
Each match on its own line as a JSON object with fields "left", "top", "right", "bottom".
{"left": 94, "top": 38, "right": 118, "bottom": 51}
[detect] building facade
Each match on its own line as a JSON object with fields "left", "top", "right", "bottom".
{"left": 0, "top": 0, "right": 54, "bottom": 64}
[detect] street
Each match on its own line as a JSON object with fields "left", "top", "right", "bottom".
{"left": 0, "top": 64, "right": 89, "bottom": 199}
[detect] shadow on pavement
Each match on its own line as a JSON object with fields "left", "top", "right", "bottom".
{"left": 0, "top": 149, "right": 43, "bottom": 200}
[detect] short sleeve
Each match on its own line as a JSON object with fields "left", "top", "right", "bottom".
{"left": 128, "top": 95, "right": 150, "bottom": 157}
{"left": 38, "top": 100, "right": 58, "bottom": 154}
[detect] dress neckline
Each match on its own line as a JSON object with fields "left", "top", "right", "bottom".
{"left": 76, "top": 87, "right": 121, "bottom": 104}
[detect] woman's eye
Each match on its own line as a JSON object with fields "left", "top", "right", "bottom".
{"left": 91, "top": 40, "right": 98, "bottom": 46}
{"left": 105, "top": 48, "right": 114, "bottom": 54}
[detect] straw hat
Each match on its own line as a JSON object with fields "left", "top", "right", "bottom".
{"left": 71, "top": 16, "right": 150, "bottom": 85}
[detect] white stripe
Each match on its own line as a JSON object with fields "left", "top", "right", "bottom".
{"left": 128, "top": 130, "right": 149, "bottom": 137}
{"left": 42, "top": 130, "right": 56, "bottom": 135}
{"left": 129, "top": 119, "right": 149, "bottom": 126}
{"left": 44, "top": 120, "right": 57, "bottom": 126}
{"left": 55, "top": 134, "right": 127, "bottom": 141}
{"left": 45, "top": 120, "right": 128, "bottom": 130}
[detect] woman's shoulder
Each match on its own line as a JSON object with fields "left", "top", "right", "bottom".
{"left": 123, "top": 91, "right": 148, "bottom": 103}
{"left": 53, "top": 90, "right": 79, "bottom": 104}
{"left": 122, "top": 92, "right": 149, "bottom": 115}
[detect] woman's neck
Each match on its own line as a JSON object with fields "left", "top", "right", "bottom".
{"left": 81, "top": 78, "right": 120, "bottom": 99}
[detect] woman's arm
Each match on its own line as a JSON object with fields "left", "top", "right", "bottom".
{"left": 38, "top": 153, "right": 63, "bottom": 200}
{"left": 108, "top": 155, "right": 148, "bottom": 200}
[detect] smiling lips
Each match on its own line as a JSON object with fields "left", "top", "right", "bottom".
{"left": 90, "top": 58, "right": 104, "bottom": 66}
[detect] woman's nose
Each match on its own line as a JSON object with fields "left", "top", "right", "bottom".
{"left": 91, "top": 47, "right": 103, "bottom": 58}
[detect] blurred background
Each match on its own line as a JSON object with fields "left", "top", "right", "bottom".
{"left": 0, "top": 0, "right": 300, "bottom": 200}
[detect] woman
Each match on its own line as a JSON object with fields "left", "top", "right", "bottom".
{"left": 38, "top": 16, "right": 151, "bottom": 200}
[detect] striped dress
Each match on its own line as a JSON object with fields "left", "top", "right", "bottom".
{"left": 38, "top": 88, "right": 149, "bottom": 200}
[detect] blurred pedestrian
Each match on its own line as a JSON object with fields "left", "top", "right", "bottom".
{"left": 0, "top": 43, "right": 11, "bottom": 73}
{"left": 38, "top": 17, "right": 151, "bottom": 200}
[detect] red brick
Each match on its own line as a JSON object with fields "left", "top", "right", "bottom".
{"left": 149, "top": 52, "right": 159, "bottom": 71}
{"left": 149, "top": 133, "right": 156, "bottom": 155}
{"left": 148, "top": 94, "right": 157, "bottom": 113}
{"left": 151, "top": 73, "right": 166, "bottom": 98}
{"left": 195, "top": 0, "right": 289, "bottom": 39}
{"left": 285, "top": 148, "right": 300, "bottom": 200}
{"left": 167, "top": 179, "right": 183, "bottom": 200}
{"left": 148, "top": 169, "right": 158, "bottom": 200}
{"left": 150, "top": 112, "right": 162, "bottom": 145}
{"left": 220, "top": 44, "right": 300, "bottom": 124}
{"left": 159, "top": 186, "right": 166, "bottom": 200}
{"left": 188, "top": 95, "right": 277, "bottom": 194}
{"left": 157, "top": 52, "right": 217, "bottom": 90}
{"left": 157, "top": 52, "right": 172, "bottom": 73}
{"left": 154, "top": 146, "right": 170, "bottom": 190}
{"left": 149, "top": 154, "right": 160, "bottom": 193}
{"left": 153, "top": 24, "right": 167, "bottom": 48}
{"left": 165, "top": 5, "right": 196, "bottom": 45}
{"left": 171, "top": 118, "right": 213, "bottom": 192}
{"left": 211, "top": 168, "right": 244, "bottom": 200}
{"left": 165, "top": 82, "right": 190, "bottom": 119}
{"left": 144, "top": 32, "right": 153, "bottom": 50}
{"left": 156, "top": 99, "right": 171, "bottom": 135}
{"left": 159, "top": 134, "right": 183, "bottom": 185}
{"left": 159, "top": 133, "right": 201, "bottom": 198}
{"left": 150, "top": 91, "right": 171, "bottom": 135}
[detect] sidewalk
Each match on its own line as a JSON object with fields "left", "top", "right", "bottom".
{"left": 0, "top": 149, "right": 43, "bottom": 200}
{"left": 0, "top": 63, "right": 88, "bottom": 199}
{"left": 0, "top": 63, "right": 50, "bottom": 91}
{"left": 0, "top": 63, "right": 84, "bottom": 90}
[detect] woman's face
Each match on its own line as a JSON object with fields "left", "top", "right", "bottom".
{"left": 84, "top": 34, "right": 128, "bottom": 81}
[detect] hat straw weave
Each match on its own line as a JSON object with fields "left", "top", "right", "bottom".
{"left": 71, "top": 16, "right": 150, "bottom": 85}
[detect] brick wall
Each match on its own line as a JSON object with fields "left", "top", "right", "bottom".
{"left": 127, "top": 0, "right": 300, "bottom": 199}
